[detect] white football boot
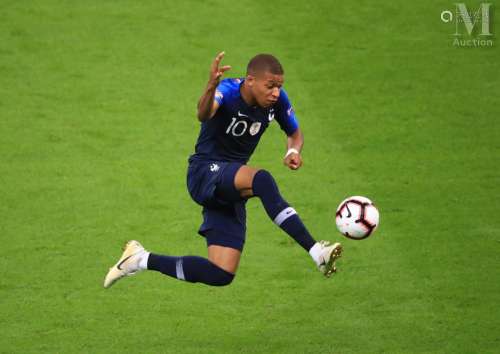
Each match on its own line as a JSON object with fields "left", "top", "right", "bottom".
{"left": 103, "top": 240, "right": 148, "bottom": 288}
{"left": 317, "top": 241, "right": 343, "bottom": 277}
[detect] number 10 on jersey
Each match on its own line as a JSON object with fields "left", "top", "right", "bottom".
{"left": 226, "top": 117, "right": 248, "bottom": 137}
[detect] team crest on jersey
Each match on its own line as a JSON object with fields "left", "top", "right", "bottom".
{"left": 249, "top": 122, "right": 262, "bottom": 136}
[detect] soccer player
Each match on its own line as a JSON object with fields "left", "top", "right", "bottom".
{"left": 104, "top": 52, "right": 342, "bottom": 288}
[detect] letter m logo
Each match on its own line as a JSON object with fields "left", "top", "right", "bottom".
{"left": 455, "top": 3, "right": 492, "bottom": 36}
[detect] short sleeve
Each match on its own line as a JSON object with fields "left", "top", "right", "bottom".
{"left": 275, "top": 88, "right": 299, "bottom": 136}
{"left": 214, "top": 78, "right": 238, "bottom": 106}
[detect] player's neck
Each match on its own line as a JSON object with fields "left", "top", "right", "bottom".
{"left": 240, "top": 81, "right": 258, "bottom": 108}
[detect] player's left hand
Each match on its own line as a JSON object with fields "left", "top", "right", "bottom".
{"left": 284, "top": 152, "right": 302, "bottom": 170}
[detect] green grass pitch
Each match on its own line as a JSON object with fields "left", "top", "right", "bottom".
{"left": 1, "top": 1, "right": 499, "bottom": 353}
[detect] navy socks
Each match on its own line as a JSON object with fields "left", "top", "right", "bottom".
{"left": 147, "top": 170, "right": 315, "bottom": 286}
{"left": 147, "top": 254, "right": 234, "bottom": 286}
{"left": 252, "top": 170, "right": 316, "bottom": 251}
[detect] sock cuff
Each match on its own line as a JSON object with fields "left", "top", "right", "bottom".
{"left": 139, "top": 251, "right": 150, "bottom": 270}
{"left": 309, "top": 242, "right": 322, "bottom": 265}
{"left": 252, "top": 169, "right": 272, "bottom": 196}
{"left": 208, "top": 261, "right": 235, "bottom": 276}
{"left": 207, "top": 261, "right": 235, "bottom": 284}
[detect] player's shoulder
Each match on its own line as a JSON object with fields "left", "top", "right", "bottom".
{"left": 219, "top": 77, "right": 242, "bottom": 89}
{"left": 215, "top": 78, "right": 243, "bottom": 104}
{"left": 275, "top": 87, "right": 293, "bottom": 111}
{"left": 274, "top": 87, "right": 298, "bottom": 131}
{"left": 217, "top": 78, "right": 243, "bottom": 95}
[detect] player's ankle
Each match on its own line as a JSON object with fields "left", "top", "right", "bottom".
{"left": 138, "top": 251, "right": 150, "bottom": 270}
{"left": 308, "top": 242, "right": 322, "bottom": 265}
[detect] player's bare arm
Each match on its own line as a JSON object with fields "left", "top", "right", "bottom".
{"left": 284, "top": 128, "right": 304, "bottom": 170}
{"left": 196, "top": 51, "right": 231, "bottom": 121}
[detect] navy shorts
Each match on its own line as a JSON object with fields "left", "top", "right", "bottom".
{"left": 186, "top": 159, "right": 247, "bottom": 251}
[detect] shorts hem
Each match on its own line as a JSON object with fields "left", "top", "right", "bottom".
{"left": 199, "top": 228, "right": 245, "bottom": 251}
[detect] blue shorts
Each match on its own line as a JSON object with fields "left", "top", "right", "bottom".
{"left": 186, "top": 159, "right": 247, "bottom": 251}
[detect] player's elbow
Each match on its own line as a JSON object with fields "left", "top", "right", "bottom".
{"left": 288, "top": 128, "right": 303, "bottom": 145}
{"left": 292, "top": 127, "right": 302, "bottom": 140}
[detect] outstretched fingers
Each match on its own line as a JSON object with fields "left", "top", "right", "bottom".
{"left": 210, "top": 51, "right": 231, "bottom": 80}
{"left": 211, "top": 51, "right": 225, "bottom": 71}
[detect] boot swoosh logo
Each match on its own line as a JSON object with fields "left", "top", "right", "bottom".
{"left": 117, "top": 254, "right": 134, "bottom": 270}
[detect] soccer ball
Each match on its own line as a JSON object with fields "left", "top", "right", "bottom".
{"left": 335, "top": 196, "right": 379, "bottom": 240}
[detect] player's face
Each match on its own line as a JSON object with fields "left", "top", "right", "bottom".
{"left": 247, "top": 72, "right": 284, "bottom": 108}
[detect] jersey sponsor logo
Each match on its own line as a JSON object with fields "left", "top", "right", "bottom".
{"left": 238, "top": 111, "right": 248, "bottom": 117}
{"left": 209, "top": 163, "right": 220, "bottom": 172}
{"left": 249, "top": 122, "right": 262, "bottom": 136}
{"left": 287, "top": 106, "right": 294, "bottom": 117}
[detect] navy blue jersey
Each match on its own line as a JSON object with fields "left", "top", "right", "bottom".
{"left": 190, "top": 78, "right": 299, "bottom": 164}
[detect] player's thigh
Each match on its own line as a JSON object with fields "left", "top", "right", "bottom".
{"left": 234, "top": 165, "right": 260, "bottom": 196}
{"left": 208, "top": 245, "right": 241, "bottom": 274}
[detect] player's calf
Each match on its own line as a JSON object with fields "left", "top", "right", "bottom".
{"left": 251, "top": 169, "right": 342, "bottom": 275}
{"left": 252, "top": 169, "right": 316, "bottom": 250}
{"left": 148, "top": 254, "right": 235, "bottom": 286}
{"left": 104, "top": 241, "right": 235, "bottom": 287}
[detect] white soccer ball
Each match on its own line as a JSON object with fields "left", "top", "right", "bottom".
{"left": 335, "top": 196, "right": 379, "bottom": 240}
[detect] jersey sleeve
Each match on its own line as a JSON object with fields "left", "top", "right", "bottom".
{"left": 275, "top": 88, "right": 299, "bottom": 136}
{"left": 214, "top": 78, "right": 238, "bottom": 106}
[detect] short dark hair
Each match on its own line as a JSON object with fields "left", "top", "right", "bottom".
{"left": 246, "top": 54, "right": 284, "bottom": 76}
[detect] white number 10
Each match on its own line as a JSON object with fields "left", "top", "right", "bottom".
{"left": 226, "top": 117, "right": 248, "bottom": 137}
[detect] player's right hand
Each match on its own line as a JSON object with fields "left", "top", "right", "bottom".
{"left": 209, "top": 51, "right": 231, "bottom": 87}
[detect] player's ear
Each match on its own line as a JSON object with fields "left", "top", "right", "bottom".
{"left": 246, "top": 74, "right": 255, "bottom": 86}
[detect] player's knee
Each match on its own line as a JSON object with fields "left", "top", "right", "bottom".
{"left": 212, "top": 265, "right": 235, "bottom": 286}
{"left": 252, "top": 169, "right": 277, "bottom": 196}
{"left": 255, "top": 169, "right": 273, "bottom": 182}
